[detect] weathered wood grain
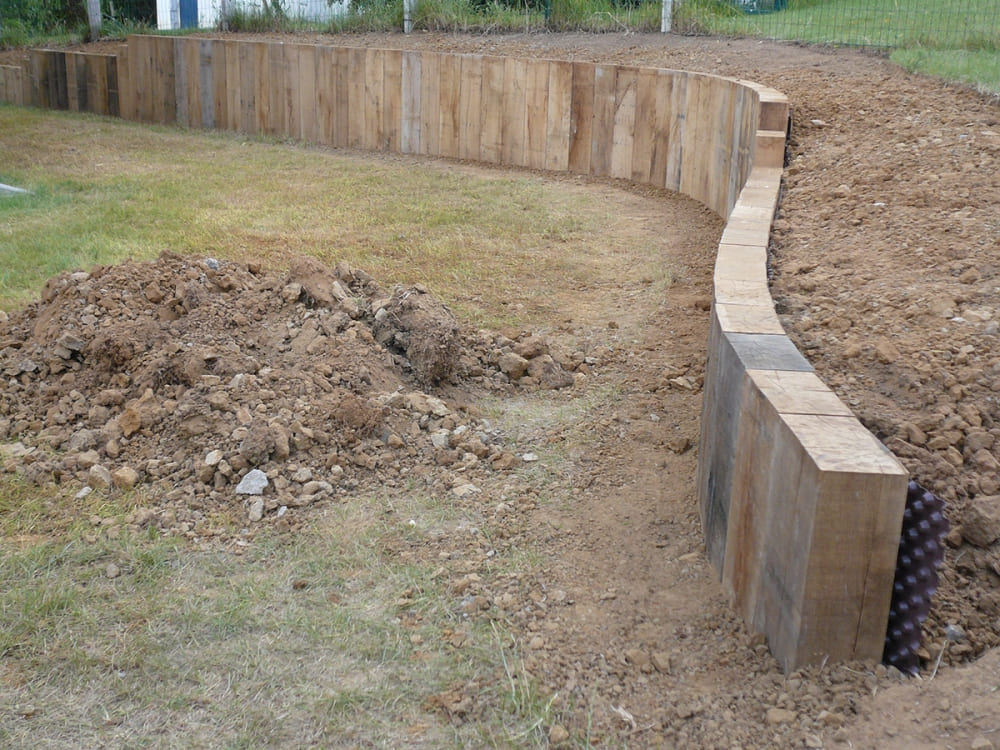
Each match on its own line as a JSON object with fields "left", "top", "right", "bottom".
{"left": 0, "top": 65, "right": 25, "bottom": 106}
{"left": 401, "top": 51, "right": 421, "bottom": 155}
{"left": 382, "top": 49, "right": 402, "bottom": 152}
{"left": 332, "top": 46, "right": 351, "bottom": 147}
{"left": 458, "top": 55, "right": 483, "bottom": 161}
{"left": 501, "top": 57, "right": 526, "bottom": 166}
{"left": 437, "top": 53, "right": 461, "bottom": 159}
{"left": 524, "top": 60, "right": 549, "bottom": 170}
{"left": 664, "top": 71, "right": 687, "bottom": 192}
{"left": 347, "top": 47, "right": 367, "bottom": 148}
{"left": 610, "top": 66, "right": 637, "bottom": 180}
{"left": 297, "top": 44, "right": 317, "bottom": 142}
{"left": 252, "top": 41, "right": 270, "bottom": 135}
{"left": 313, "top": 45, "right": 333, "bottom": 145}
{"left": 418, "top": 51, "right": 441, "bottom": 157}
{"left": 155, "top": 37, "right": 176, "bottom": 124}
{"left": 630, "top": 67, "right": 658, "bottom": 184}
{"left": 116, "top": 43, "right": 132, "bottom": 120}
{"left": 590, "top": 64, "right": 616, "bottom": 177}
{"left": 480, "top": 56, "right": 505, "bottom": 164}
{"left": 567, "top": 62, "right": 595, "bottom": 174}
{"left": 363, "top": 48, "right": 384, "bottom": 150}
{"left": 544, "top": 60, "right": 572, "bottom": 172}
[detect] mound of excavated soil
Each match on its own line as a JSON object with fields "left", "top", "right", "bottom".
{"left": 0, "top": 252, "right": 579, "bottom": 538}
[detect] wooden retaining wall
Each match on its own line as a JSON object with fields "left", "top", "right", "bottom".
{"left": 0, "top": 36, "right": 908, "bottom": 672}
{"left": 0, "top": 64, "right": 26, "bottom": 106}
{"left": 21, "top": 37, "right": 760, "bottom": 217}
{"left": 26, "top": 51, "right": 120, "bottom": 116}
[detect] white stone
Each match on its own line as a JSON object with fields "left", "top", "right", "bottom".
{"left": 248, "top": 498, "right": 264, "bottom": 522}
{"left": 235, "top": 469, "right": 269, "bottom": 495}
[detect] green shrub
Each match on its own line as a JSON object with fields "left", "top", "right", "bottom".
{"left": 0, "top": 0, "right": 86, "bottom": 34}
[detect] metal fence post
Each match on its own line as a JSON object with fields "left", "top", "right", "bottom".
{"left": 403, "top": 0, "right": 414, "bottom": 33}
{"left": 87, "top": 0, "right": 102, "bottom": 36}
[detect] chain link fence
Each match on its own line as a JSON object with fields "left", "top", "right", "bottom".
{"left": 674, "top": 0, "right": 1000, "bottom": 49}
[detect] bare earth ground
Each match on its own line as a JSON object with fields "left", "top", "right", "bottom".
{"left": 3, "top": 32, "right": 1000, "bottom": 749}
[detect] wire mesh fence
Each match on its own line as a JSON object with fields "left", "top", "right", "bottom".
{"left": 674, "top": 0, "right": 1000, "bottom": 49}
{"left": 104, "top": 0, "right": 157, "bottom": 25}
{"left": 2, "top": 0, "right": 998, "bottom": 48}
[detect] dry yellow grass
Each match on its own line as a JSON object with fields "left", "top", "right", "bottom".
{"left": 0, "top": 107, "right": 694, "bottom": 330}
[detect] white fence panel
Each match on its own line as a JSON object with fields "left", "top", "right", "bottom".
{"left": 158, "top": 0, "right": 349, "bottom": 30}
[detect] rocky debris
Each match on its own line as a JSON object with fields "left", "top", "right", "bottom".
{"left": 247, "top": 497, "right": 265, "bottom": 522}
{"left": 961, "top": 495, "right": 1000, "bottom": 548}
{"left": 111, "top": 465, "right": 139, "bottom": 489}
{"left": 235, "top": 469, "right": 269, "bottom": 496}
{"left": 765, "top": 707, "right": 797, "bottom": 725}
{"left": 371, "top": 283, "right": 462, "bottom": 386}
{"left": 0, "top": 253, "right": 586, "bottom": 539}
{"left": 548, "top": 724, "right": 570, "bottom": 745}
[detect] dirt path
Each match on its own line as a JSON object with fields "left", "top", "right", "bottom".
{"left": 349, "top": 32, "right": 1000, "bottom": 748}
{"left": 342, "top": 32, "right": 1000, "bottom": 748}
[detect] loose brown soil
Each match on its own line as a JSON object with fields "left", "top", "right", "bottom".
{"left": 3, "top": 31, "right": 1000, "bottom": 749}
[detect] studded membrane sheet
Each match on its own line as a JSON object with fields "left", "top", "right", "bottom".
{"left": 883, "top": 480, "right": 949, "bottom": 675}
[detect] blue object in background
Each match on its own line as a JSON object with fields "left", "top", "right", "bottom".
{"left": 180, "top": 0, "right": 198, "bottom": 28}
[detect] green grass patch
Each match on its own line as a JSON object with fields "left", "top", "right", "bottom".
{"left": 0, "top": 491, "right": 559, "bottom": 747}
{"left": 673, "top": 0, "right": 1000, "bottom": 94}
{"left": 549, "top": 0, "right": 661, "bottom": 31}
{"left": 0, "top": 474, "right": 142, "bottom": 539}
{"left": 0, "top": 106, "right": 612, "bottom": 328}
{"left": 675, "top": 0, "right": 1000, "bottom": 48}
{"left": 890, "top": 46, "right": 1000, "bottom": 95}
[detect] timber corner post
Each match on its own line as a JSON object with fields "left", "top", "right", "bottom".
{"left": 698, "top": 86, "right": 910, "bottom": 672}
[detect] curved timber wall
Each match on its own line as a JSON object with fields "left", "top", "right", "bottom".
{"left": 0, "top": 36, "right": 908, "bottom": 671}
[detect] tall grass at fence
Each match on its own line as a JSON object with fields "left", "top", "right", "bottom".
{"left": 674, "top": 0, "right": 1000, "bottom": 50}
{"left": 550, "top": 0, "right": 661, "bottom": 31}
{"left": 209, "top": 0, "right": 661, "bottom": 34}
{"left": 0, "top": 18, "right": 87, "bottom": 47}
{"left": 674, "top": 0, "right": 1000, "bottom": 94}
{"left": 891, "top": 47, "right": 1000, "bottom": 94}
{"left": 222, "top": 0, "right": 311, "bottom": 32}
